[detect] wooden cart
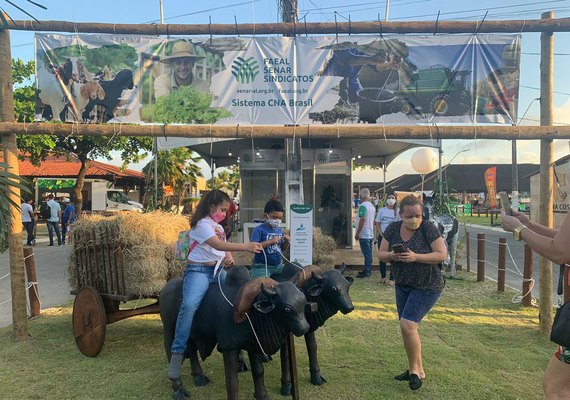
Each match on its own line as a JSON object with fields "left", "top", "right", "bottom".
{"left": 70, "top": 228, "right": 161, "bottom": 357}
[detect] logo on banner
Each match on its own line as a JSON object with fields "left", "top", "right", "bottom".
{"left": 231, "top": 57, "right": 260, "bottom": 83}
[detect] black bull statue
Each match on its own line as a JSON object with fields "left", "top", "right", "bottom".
{"left": 160, "top": 266, "right": 310, "bottom": 400}
{"left": 160, "top": 264, "right": 355, "bottom": 400}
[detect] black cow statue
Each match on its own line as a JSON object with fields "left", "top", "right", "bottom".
{"left": 276, "top": 264, "right": 354, "bottom": 395}
{"left": 422, "top": 192, "right": 459, "bottom": 275}
{"left": 82, "top": 69, "right": 134, "bottom": 122}
{"left": 159, "top": 266, "right": 310, "bottom": 400}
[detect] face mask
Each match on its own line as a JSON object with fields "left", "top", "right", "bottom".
{"left": 266, "top": 218, "right": 281, "bottom": 228}
{"left": 386, "top": 198, "right": 396, "bottom": 206}
{"left": 403, "top": 217, "right": 422, "bottom": 230}
{"left": 211, "top": 210, "right": 226, "bottom": 223}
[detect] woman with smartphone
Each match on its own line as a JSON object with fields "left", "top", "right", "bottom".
{"left": 378, "top": 195, "right": 447, "bottom": 391}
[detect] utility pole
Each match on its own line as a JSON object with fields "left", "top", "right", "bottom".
{"left": 511, "top": 139, "right": 519, "bottom": 210}
{"left": 385, "top": 0, "right": 390, "bottom": 21}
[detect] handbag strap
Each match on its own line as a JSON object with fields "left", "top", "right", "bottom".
{"left": 558, "top": 264, "right": 566, "bottom": 297}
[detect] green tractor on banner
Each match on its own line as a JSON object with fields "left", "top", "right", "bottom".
{"left": 357, "top": 66, "right": 472, "bottom": 122}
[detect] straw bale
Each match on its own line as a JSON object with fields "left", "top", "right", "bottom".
{"left": 68, "top": 212, "right": 189, "bottom": 297}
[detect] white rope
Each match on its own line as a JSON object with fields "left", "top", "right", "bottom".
{"left": 24, "top": 252, "right": 34, "bottom": 260}
{"left": 0, "top": 272, "right": 10, "bottom": 281}
{"left": 217, "top": 269, "right": 268, "bottom": 357}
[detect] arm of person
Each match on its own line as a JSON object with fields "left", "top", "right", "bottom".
{"left": 503, "top": 211, "right": 570, "bottom": 265}
{"left": 224, "top": 251, "right": 235, "bottom": 266}
{"left": 250, "top": 226, "right": 274, "bottom": 249}
{"left": 281, "top": 234, "right": 290, "bottom": 251}
{"left": 378, "top": 237, "right": 394, "bottom": 263}
{"left": 397, "top": 237, "right": 447, "bottom": 265}
{"left": 511, "top": 210, "right": 559, "bottom": 238}
{"left": 205, "top": 236, "right": 262, "bottom": 253}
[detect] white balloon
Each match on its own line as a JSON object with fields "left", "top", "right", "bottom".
{"left": 411, "top": 148, "right": 437, "bottom": 174}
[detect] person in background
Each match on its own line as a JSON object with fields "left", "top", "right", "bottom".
{"left": 355, "top": 188, "right": 376, "bottom": 278}
{"left": 45, "top": 194, "right": 62, "bottom": 246}
{"left": 250, "top": 199, "right": 290, "bottom": 279}
{"left": 378, "top": 195, "right": 447, "bottom": 391}
{"left": 374, "top": 195, "right": 380, "bottom": 211}
{"left": 21, "top": 198, "right": 35, "bottom": 246}
{"left": 61, "top": 198, "right": 76, "bottom": 245}
{"left": 167, "top": 190, "right": 262, "bottom": 384}
{"left": 375, "top": 193, "right": 400, "bottom": 285}
{"left": 501, "top": 206, "right": 570, "bottom": 400}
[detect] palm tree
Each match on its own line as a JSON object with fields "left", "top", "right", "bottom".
{"left": 0, "top": 162, "right": 30, "bottom": 252}
{"left": 143, "top": 148, "right": 203, "bottom": 209}
{"left": 207, "top": 166, "right": 240, "bottom": 194}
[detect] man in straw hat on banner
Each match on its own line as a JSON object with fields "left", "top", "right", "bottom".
{"left": 154, "top": 40, "right": 209, "bottom": 98}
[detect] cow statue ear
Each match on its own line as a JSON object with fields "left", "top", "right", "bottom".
{"left": 253, "top": 300, "right": 275, "bottom": 314}
{"left": 344, "top": 276, "right": 354, "bottom": 285}
{"left": 307, "top": 284, "right": 323, "bottom": 297}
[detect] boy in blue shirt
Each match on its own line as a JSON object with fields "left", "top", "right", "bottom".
{"left": 250, "top": 199, "right": 290, "bottom": 278}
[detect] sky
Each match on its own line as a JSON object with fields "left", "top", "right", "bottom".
{"left": 5, "top": 0, "right": 570, "bottom": 181}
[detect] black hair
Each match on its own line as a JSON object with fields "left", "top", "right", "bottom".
{"left": 190, "top": 189, "right": 231, "bottom": 228}
{"left": 264, "top": 199, "right": 284, "bottom": 214}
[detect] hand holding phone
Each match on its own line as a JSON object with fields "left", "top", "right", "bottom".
{"left": 499, "top": 192, "right": 513, "bottom": 216}
{"left": 391, "top": 244, "right": 406, "bottom": 254}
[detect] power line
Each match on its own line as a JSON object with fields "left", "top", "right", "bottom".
{"left": 520, "top": 85, "right": 570, "bottom": 96}
{"left": 144, "top": 0, "right": 263, "bottom": 24}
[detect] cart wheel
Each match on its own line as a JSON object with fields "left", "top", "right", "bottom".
{"left": 72, "top": 286, "right": 107, "bottom": 357}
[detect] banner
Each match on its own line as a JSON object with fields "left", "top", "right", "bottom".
{"left": 35, "top": 34, "right": 520, "bottom": 126}
{"left": 290, "top": 204, "right": 313, "bottom": 266}
{"left": 484, "top": 167, "right": 497, "bottom": 208}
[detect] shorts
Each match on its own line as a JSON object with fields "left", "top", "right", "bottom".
{"left": 395, "top": 286, "right": 441, "bottom": 323}
{"left": 251, "top": 263, "right": 284, "bottom": 279}
{"left": 555, "top": 346, "right": 570, "bottom": 364}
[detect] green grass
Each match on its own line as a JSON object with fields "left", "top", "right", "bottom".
{"left": 0, "top": 271, "right": 551, "bottom": 400}
{"left": 457, "top": 214, "right": 498, "bottom": 227}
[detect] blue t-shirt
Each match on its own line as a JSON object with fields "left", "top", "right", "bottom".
{"left": 250, "top": 223, "right": 284, "bottom": 266}
{"left": 62, "top": 203, "right": 76, "bottom": 224}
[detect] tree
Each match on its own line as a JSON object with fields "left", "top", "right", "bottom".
{"left": 0, "top": 161, "right": 30, "bottom": 253}
{"left": 12, "top": 58, "right": 153, "bottom": 216}
{"left": 207, "top": 166, "right": 239, "bottom": 194}
{"left": 143, "top": 148, "right": 203, "bottom": 208}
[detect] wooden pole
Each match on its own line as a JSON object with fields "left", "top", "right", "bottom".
{"left": 0, "top": 25, "right": 28, "bottom": 339}
{"left": 477, "top": 233, "right": 485, "bottom": 282}
{"left": 522, "top": 244, "right": 534, "bottom": 307}
{"left": 497, "top": 237, "right": 506, "bottom": 292}
{"left": 1, "top": 122, "right": 570, "bottom": 140}
{"left": 23, "top": 247, "right": 40, "bottom": 317}
{"left": 6, "top": 18, "right": 570, "bottom": 35}
{"left": 538, "top": 10, "right": 554, "bottom": 335}
{"left": 466, "top": 231, "right": 471, "bottom": 273}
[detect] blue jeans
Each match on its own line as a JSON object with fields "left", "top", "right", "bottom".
{"left": 359, "top": 238, "right": 374, "bottom": 274}
{"left": 171, "top": 264, "right": 227, "bottom": 354}
{"left": 377, "top": 236, "right": 394, "bottom": 280}
{"left": 46, "top": 221, "right": 61, "bottom": 245}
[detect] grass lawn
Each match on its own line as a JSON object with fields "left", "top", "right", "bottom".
{"left": 0, "top": 271, "right": 551, "bottom": 400}
{"left": 457, "top": 214, "right": 498, "bottom": 227}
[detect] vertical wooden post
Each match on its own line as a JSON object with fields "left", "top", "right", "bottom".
{"left": 23, "top": 247, "right": 40, "bottom": 317}
{"left": 477, "top": 233, "right": 485, "bottom": 282}
{"left": 497, "top": 237, "right": 506, "bottom": 292}
{"left": 539, "top": 10, "right": 554, "bottom": 334}
{"left": 522, "top": 244, "right": 534, "bottom": 307}
{"left": 0, "top": 22, "right": 28, "bottom": 339}
{"left": 466, "top": 231, "right": 471, "bottom": 272}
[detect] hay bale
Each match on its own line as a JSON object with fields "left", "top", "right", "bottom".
{"left": 68, "top": 212, "right": 189, "bottom": 297}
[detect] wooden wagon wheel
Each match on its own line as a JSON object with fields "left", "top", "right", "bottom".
{"left": 72, "top": 286, "right": 107, "bottom": 357}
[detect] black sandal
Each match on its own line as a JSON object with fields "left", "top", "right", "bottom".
{"left": 394, "top": 370, "right": 410, "bottom": 381}
{"left": 409, "top": 374, "right": 423, "bottom": 390}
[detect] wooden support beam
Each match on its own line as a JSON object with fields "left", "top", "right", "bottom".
{"left": 5, "top": 17, "right": 570, "bottom": 35}
{"left": 0, "top": 26, "right": 28, "bottom": 339}
{"left": 538, "top": 11, "right": 554, "bottom": 336}
{"left": 2, "top": 122, "right": 570, "bottom": 140}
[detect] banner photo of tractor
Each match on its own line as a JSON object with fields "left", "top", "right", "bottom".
{"left": 34, "top": 34, "right": 520, "bottom": 125}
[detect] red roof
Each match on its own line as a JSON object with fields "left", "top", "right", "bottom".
{"left": 15, "top": 155, "right": 145, "bottom": 180}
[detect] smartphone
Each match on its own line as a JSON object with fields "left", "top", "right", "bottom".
{"left": 391, "top": 244, "right": 406, "bottom": 254}
{"left": 499, "top": 192, "right": 513, "bottom": 216}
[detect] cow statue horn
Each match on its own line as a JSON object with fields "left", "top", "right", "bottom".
{"left": 261, "top": 283, "right": 277, "bottom": 297}
{"left": 311, "top": 271, "right": 324, "bottom": 283}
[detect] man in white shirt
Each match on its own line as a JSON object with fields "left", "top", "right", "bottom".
{"left": 46, "top": 194, "right": 62, "bottom": 246}
{"left": 355, "top": 188, "right": 376, "bottom": 278}
{"left": 21, "top": 198, "right": 35, "bottom": 246}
